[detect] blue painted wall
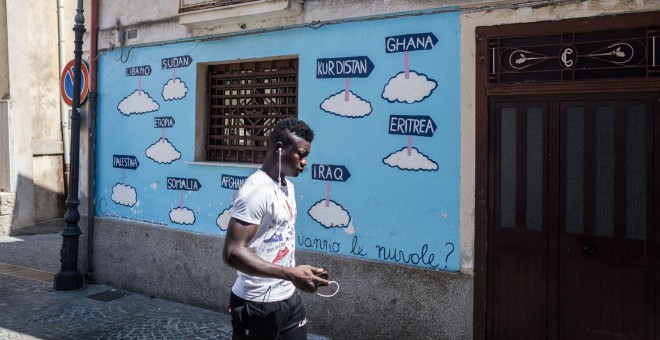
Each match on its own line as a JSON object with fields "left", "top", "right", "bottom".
{"left": 96, "top": 12, "right": 461, "bottom": 271}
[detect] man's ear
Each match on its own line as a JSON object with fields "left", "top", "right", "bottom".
{"left": 275, "top": 141, "right": 283, "bottom": 154}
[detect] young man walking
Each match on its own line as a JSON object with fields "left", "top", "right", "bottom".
{"left": 223, "top": 118, "right": 330, "bottom": 340}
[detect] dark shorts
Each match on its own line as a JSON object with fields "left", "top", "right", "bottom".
{"left": 229, "top": 292, "right": 307, "bottom": 340}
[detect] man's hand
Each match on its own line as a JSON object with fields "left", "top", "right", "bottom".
{"left": 283, "top": 265, "right": 330, "bottom": 293}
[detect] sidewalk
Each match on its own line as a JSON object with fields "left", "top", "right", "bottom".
{"left": 0, "top": 233, "right": 330, "bottom": 340}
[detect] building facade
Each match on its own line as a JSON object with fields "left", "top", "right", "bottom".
{"left": 83, "top": 1, "right": 660, "bottom": 338}
{"left": 0, "top": 0, "right": 79, "bottom": 236}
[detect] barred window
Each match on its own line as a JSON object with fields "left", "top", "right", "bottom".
{"left": 206, "top": 58, "right": 298, "bottom": 164}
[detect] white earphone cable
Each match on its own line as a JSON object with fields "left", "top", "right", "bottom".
{"left": 316, "top": 281, "right": 340, "bottom": 298}
{"left": 278, "top": 147, "right": 282, "bottom": 188}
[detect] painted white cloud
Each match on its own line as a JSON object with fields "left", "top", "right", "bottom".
{"left": 162, "top": 78, "right": 188, "bottom": 101}
{"left": 345, "top": 221, "right": 356, "bottom": 235}
{"left": 383, "top": 147, "right": 439, "bottom": 171}
{"left": 382, "top": 71, "right": 437, "bottom": 104}
{"left": 320, "top": 90, "right": 372, "bottom": 118}
{"left": 216, "top": 206, "right": 234, "bottom": 231}
{"left": 145, "top": 138, "right": 181, "bottom": 164}
{"left": 308, "top": 200, "right": 351, "bottom": 228}
{"left": 150, "top": 181, "right": 158, "bottom": 190}
{"left": 170, "top": 207, "right": 195, "bottom": 225}
{"left": 117, "top": 90, "right": 159, "bottom": 116}
{"left": 111, "top": 183, "right": 137, "bottom": 207}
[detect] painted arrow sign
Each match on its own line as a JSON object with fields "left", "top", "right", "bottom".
{"left": 154, "top": 116, "right": 175, "bottom": 128}
{"left": 388, "top": 115, "right": 437, "bottom": 137}
{"left": 221, "top": 174, "right": 248, "bottom": 190}
{"left": 167, "top": 177, "right": 202, "bottom": 191}
{"left": 385, "top": 32, "right": 439, "bottom": 53}
{"left": 112, "top": 155, "right": 139, "bottom": 170}
{"left": 126, "top": 65, "right": 152, "bottom": 77}
{"left": 162, "top": 55, "right": 193, "bottom": 69}
{"left": 316, "top": 56, "right": 374, "bottom": 78}
{"left": 311, "top": 164, "right": 351, "bottom": 182}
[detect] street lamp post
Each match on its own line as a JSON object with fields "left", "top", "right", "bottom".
{"left": 54, "top": 0, "right": 85, "bottom": 291}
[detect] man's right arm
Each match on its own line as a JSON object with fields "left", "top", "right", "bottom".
{"left": 222, "top": 217, "right": 329, "bottom": 293}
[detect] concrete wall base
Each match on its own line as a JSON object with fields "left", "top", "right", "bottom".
{"left": 0, "top": 192, "right": 15, "bottom": 236}
{"left": 87, "top": 217, "right": 472, "bottom": 339}
{"left": 9, "top": 218, "right": 65, "bottom": 236}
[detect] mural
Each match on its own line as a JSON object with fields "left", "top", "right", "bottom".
{"left": 317, "top": 56, "right": 374, "bottom": 118}
{"left": 96, "top": 12, "right": 461, "bottom": 270}
{"left": 161, "top": 55, "right": 192, "bottom": 101}
{"left": 308, "top": 164, "right": 355, "bottom": 234}
{"left": 111, "top": 155, "right": 139, "bottom": 207}
{"left": 382, "top": 33, "right": 438, "bottom": 104}
{"left": 383, "top": 115, "right": 438, "bottom": 171}
{"left": 216, "top": 174, "right": 247, "bottom": 231}
{"left": 146, "top": 116, "right": 181, "bottom": 164}
{"left": 119, "top": 65, "right": 159, "bottom": 115}
{"left": 167, "top": 177, "right": 200, "bottom": 225}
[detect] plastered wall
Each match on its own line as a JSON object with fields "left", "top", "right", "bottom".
{"left": 96, "top": 12, "right": 463, "bottom": 272}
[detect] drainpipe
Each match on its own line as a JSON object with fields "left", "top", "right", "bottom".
{"left": 57, "top": 0, "right": 70, "bottom": 192}
{"left": 86, "top": 0, "right": 99, "bottom": 281}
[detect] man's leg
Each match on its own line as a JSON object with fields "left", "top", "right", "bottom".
{"left": 278, "top": 292, "right": 308, "bottom": 340}
{"left": 229, "top": 293, "right": 282, "bottom": 340}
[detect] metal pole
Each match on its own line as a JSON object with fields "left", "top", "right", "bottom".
{"left": 54, "top": 0, "right": 85, "bottom": 291}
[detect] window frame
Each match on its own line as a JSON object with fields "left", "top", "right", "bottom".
{"left": 194, "top": 55, "right": 299, "bottom": 166}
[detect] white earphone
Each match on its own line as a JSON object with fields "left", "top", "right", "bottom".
{"left": 277, "top": 146, "right": 283, "bottom": 186}
{"left": 316, "top": 281, "right": 340, "bottom": 298}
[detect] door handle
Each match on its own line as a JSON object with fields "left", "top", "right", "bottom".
{"left": 583, "top": 243, "right": 596, "bottom": 255}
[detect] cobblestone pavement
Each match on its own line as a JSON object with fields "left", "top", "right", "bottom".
{"left": 0, "top": 233, "right": 61, "bottom": 273}
{"left": 0, "top": 234, "right": 330, "bottom": 340}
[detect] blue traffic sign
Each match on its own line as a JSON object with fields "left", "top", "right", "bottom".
{"left": 388, "top": 115, "right": 437, "bottom": 137}
{"left": 113, "top": 155, "right": 139, "bottom": 170}
{"left": 316, "top": 56, "right": 374, "bottom": 78}
{"left": 126, "top": 65, "right": 152, "bottom": 77}
{"left": 167, "top": 177, "right": 201, "bottom": 191}
{"left": 385, "top": 33, "right": 438, "bottom": 53}
{"left": 162, "top": 55, "right": 193, "bottom": 69}
{"left": 154, "top": 116, "right": 175, "bottom": 128}
{"left": 311, "top": 164, "right": 351, "bottom": 182}
{"left": 221, "top": 175, "right": 247, "bottom": 190}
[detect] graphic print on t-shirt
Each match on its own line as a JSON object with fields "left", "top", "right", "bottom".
{"left": 264, "top": 232, "right": 283, "bottom": 243}
{"left": 272, "top": 246, "right": 290, "bottom": 263}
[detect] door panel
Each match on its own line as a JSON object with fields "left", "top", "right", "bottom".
{"left": 494, "top": 251, "right": 545, "bottom": 340}
{"left": 488, "top": 95, "right": 656, "bottom": 340}
{"left": 559, "top": 99, "right": 654, "bottom": 339}
{"left": 491, "top": 102, "right": 549, "bottom": 340}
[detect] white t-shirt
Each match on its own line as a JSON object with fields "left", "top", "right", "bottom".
{"left": 230, "top": 169, "right": 297, "bottom": 302}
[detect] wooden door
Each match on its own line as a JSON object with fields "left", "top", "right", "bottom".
{"left": 488, "top": 95, "right": 657, "bottom": 339}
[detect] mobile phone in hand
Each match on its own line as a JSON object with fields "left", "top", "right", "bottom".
{"left": 315, "top": 271, "right": 329, "bottom": 287}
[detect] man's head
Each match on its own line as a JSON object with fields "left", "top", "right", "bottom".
{"left": 270, "top": 118, "right": 314, "bottom": 177}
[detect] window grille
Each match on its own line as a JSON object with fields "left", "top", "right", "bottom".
{"left": 179, "top": 0, "right": 261, "bottom": 13}
{"left": 489, "top": 26, "right": 660, "bottom": 84}
{"left": 206, "top": 58, "right": 298, "bottom": 164}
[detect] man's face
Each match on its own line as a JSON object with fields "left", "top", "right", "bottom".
{"left": 280, "top": 133, "right": 311, "bottom": 177}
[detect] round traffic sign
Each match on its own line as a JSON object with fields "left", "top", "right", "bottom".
{"left": 60, "top": 59, "right": 90, "bottom": 107}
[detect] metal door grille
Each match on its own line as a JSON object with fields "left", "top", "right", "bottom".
{"left": 207, "top": 58, "right": 298, "bottom": 164}
{"left": 488, "top": 26, "right": 660, "bottom": 84}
